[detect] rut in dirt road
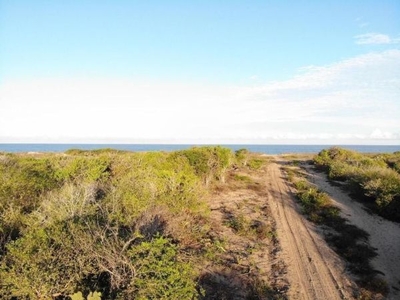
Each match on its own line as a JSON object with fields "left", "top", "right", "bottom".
{"left": 266, "top": 162, "right": 352, "bottom": 300}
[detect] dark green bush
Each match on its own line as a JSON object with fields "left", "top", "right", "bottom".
{"left": 0, "top": 156, "right": 59, "bottom": 211}
{"left": 124, "top": 236, "right": 197, "bottom": 299}
{"left": 0, "top": 223, "right": 95, "bottom": 298}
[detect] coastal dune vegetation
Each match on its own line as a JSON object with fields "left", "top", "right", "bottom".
{"left": 314, "top": 147, "right": 400, "bottom": 221}
{"left": 0, "top": 146, "right": 237, "bottom": 299}
{"left": 1, "top": 145, "right": 399, "bottom": 299}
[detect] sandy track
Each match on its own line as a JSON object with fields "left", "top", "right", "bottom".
{"left": 306, "top": 165, "right": 400, "bottom": 299}
{"left": 266, "top": 161, "right": 352, "bottom": 299}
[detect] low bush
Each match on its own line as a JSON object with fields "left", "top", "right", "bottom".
{"left": 383, "top": 151, "right": 400, "bottom": 174}
{"left": 175, "top": 146, "right": 234, "bottom": 185}
{"left": 297, "top": 187, "right": 329, "bottom": 216}
{"left": 54, "top": 155, "right": 112, "bottom": 183}
{"left": 0, "top": 156, "right": 59, "bottom": 212}
{"left": 235, "top": 148, "right": 249, "bottom": 166}
{"left": 125, "top": 235, "right": 197, "bottom": 299}
{"left": 247, "top": 158, "right": 264, "bottom": 170}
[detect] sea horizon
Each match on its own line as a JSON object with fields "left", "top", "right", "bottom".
{"left": 1, "top": 143, "right": 399, "bottom": 155}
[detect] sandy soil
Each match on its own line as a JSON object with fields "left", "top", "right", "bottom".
{"left": 266, "top": 160, "right": 355, "bottom": 299}
{"left": 204, "top": 166, "right": 289, "bottom": 299}
{"left": 204, "top": 155, "right": 400, "bottom": 299}
{"left": 305, "top": 163, "right": 400, "bottom": 299}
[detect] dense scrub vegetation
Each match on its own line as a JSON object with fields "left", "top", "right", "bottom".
{"left": 0, "top": 146, "right": 237, "bottom": 299}
{"left": 314, "top": 147, "right": 400, "bottom": 221}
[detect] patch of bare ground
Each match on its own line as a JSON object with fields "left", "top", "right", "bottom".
{"left": 199, "top": 160, "right": 288, "bottom": 299}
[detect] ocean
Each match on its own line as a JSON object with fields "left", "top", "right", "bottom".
{"left": 0, "top": 144, "right": 399, "bottom": 154}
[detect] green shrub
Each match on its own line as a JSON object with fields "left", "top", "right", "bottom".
{"left": 362, "top": 170, "right": 400, "bottom": 208}
{"left": 247, "top": 158, "right": 264, "bottom": 170}
{"left": 55, "top": 156, "right": 111, "bottom": 183}
{"left": 294, "top": 179, "right": 309, "bottom": 192}
{"left": 235, "top": 148, "right": 249, "bottom": 166}
{"left": 0, "top": 156, "right": 59, "bottom": 212}
{"left": 125, "top": 236, "right": 197, "bottom": 299}
{"left": 0, "top": 224, "right": 95, "bottom": 299}
{"left": 105, "top": 151, "right": 206, "bottom": 226}
{"left": 176, "top": 148, "right": 209, "bottom": 178}
{"left": 384, "top": 152, "right": 400, "bottom": 174}
{"left": 313, "top": 149, "right": 331, "bottom": 167}
{"left": 0, "top": 204, "right": 25, "bottom": 254}
{"left": 176, "top": 146, "right": 233, "bottom": 185}
{"left": 297, "top": 187, "right": 329, "bottom": 216}
{"left": 328, "top": 161, "right": 354, "bottom": 181}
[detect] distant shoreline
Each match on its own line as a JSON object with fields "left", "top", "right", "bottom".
{"left": 1, "top": 144, "right": 399, "bottom": 154}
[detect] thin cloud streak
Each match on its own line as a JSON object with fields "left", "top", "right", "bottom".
{"left": 354, "top": 33, "right": 400, "bottom": 45}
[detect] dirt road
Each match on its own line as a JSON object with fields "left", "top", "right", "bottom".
{"left": 306, "top": 165, "right": 400, "bottom": 299}
{"left": 266, "top": 161, "right": 353, "bottom": 299}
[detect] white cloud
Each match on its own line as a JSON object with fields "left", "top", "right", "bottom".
{"left": 224, "top": 50, "right": 400, "bottom": 142}
{"left": 235, "top": 49, "right": 400, "bottom": 117}
{"left": 354, "top": 33, "right": 400, "bottom": 45}
{"left": 369, "top": 129, "right": 398, "bottom": 140}
{"left": 1, "top": 50, "right": 400, "bottom": 144}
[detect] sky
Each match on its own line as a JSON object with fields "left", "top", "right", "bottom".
{"left": 0, "top": 0, "right": 399, "bottom": 144}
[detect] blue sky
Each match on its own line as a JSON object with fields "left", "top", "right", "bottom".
{"left": 1, "top": 0, "right": 399, "bottom": 144}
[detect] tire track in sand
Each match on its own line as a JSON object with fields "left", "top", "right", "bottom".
{"left": 266, "top": 161, "right": 349, "bottom": 299}
{"left": 306, "top": 164, "right": 400, "bottom": 299}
